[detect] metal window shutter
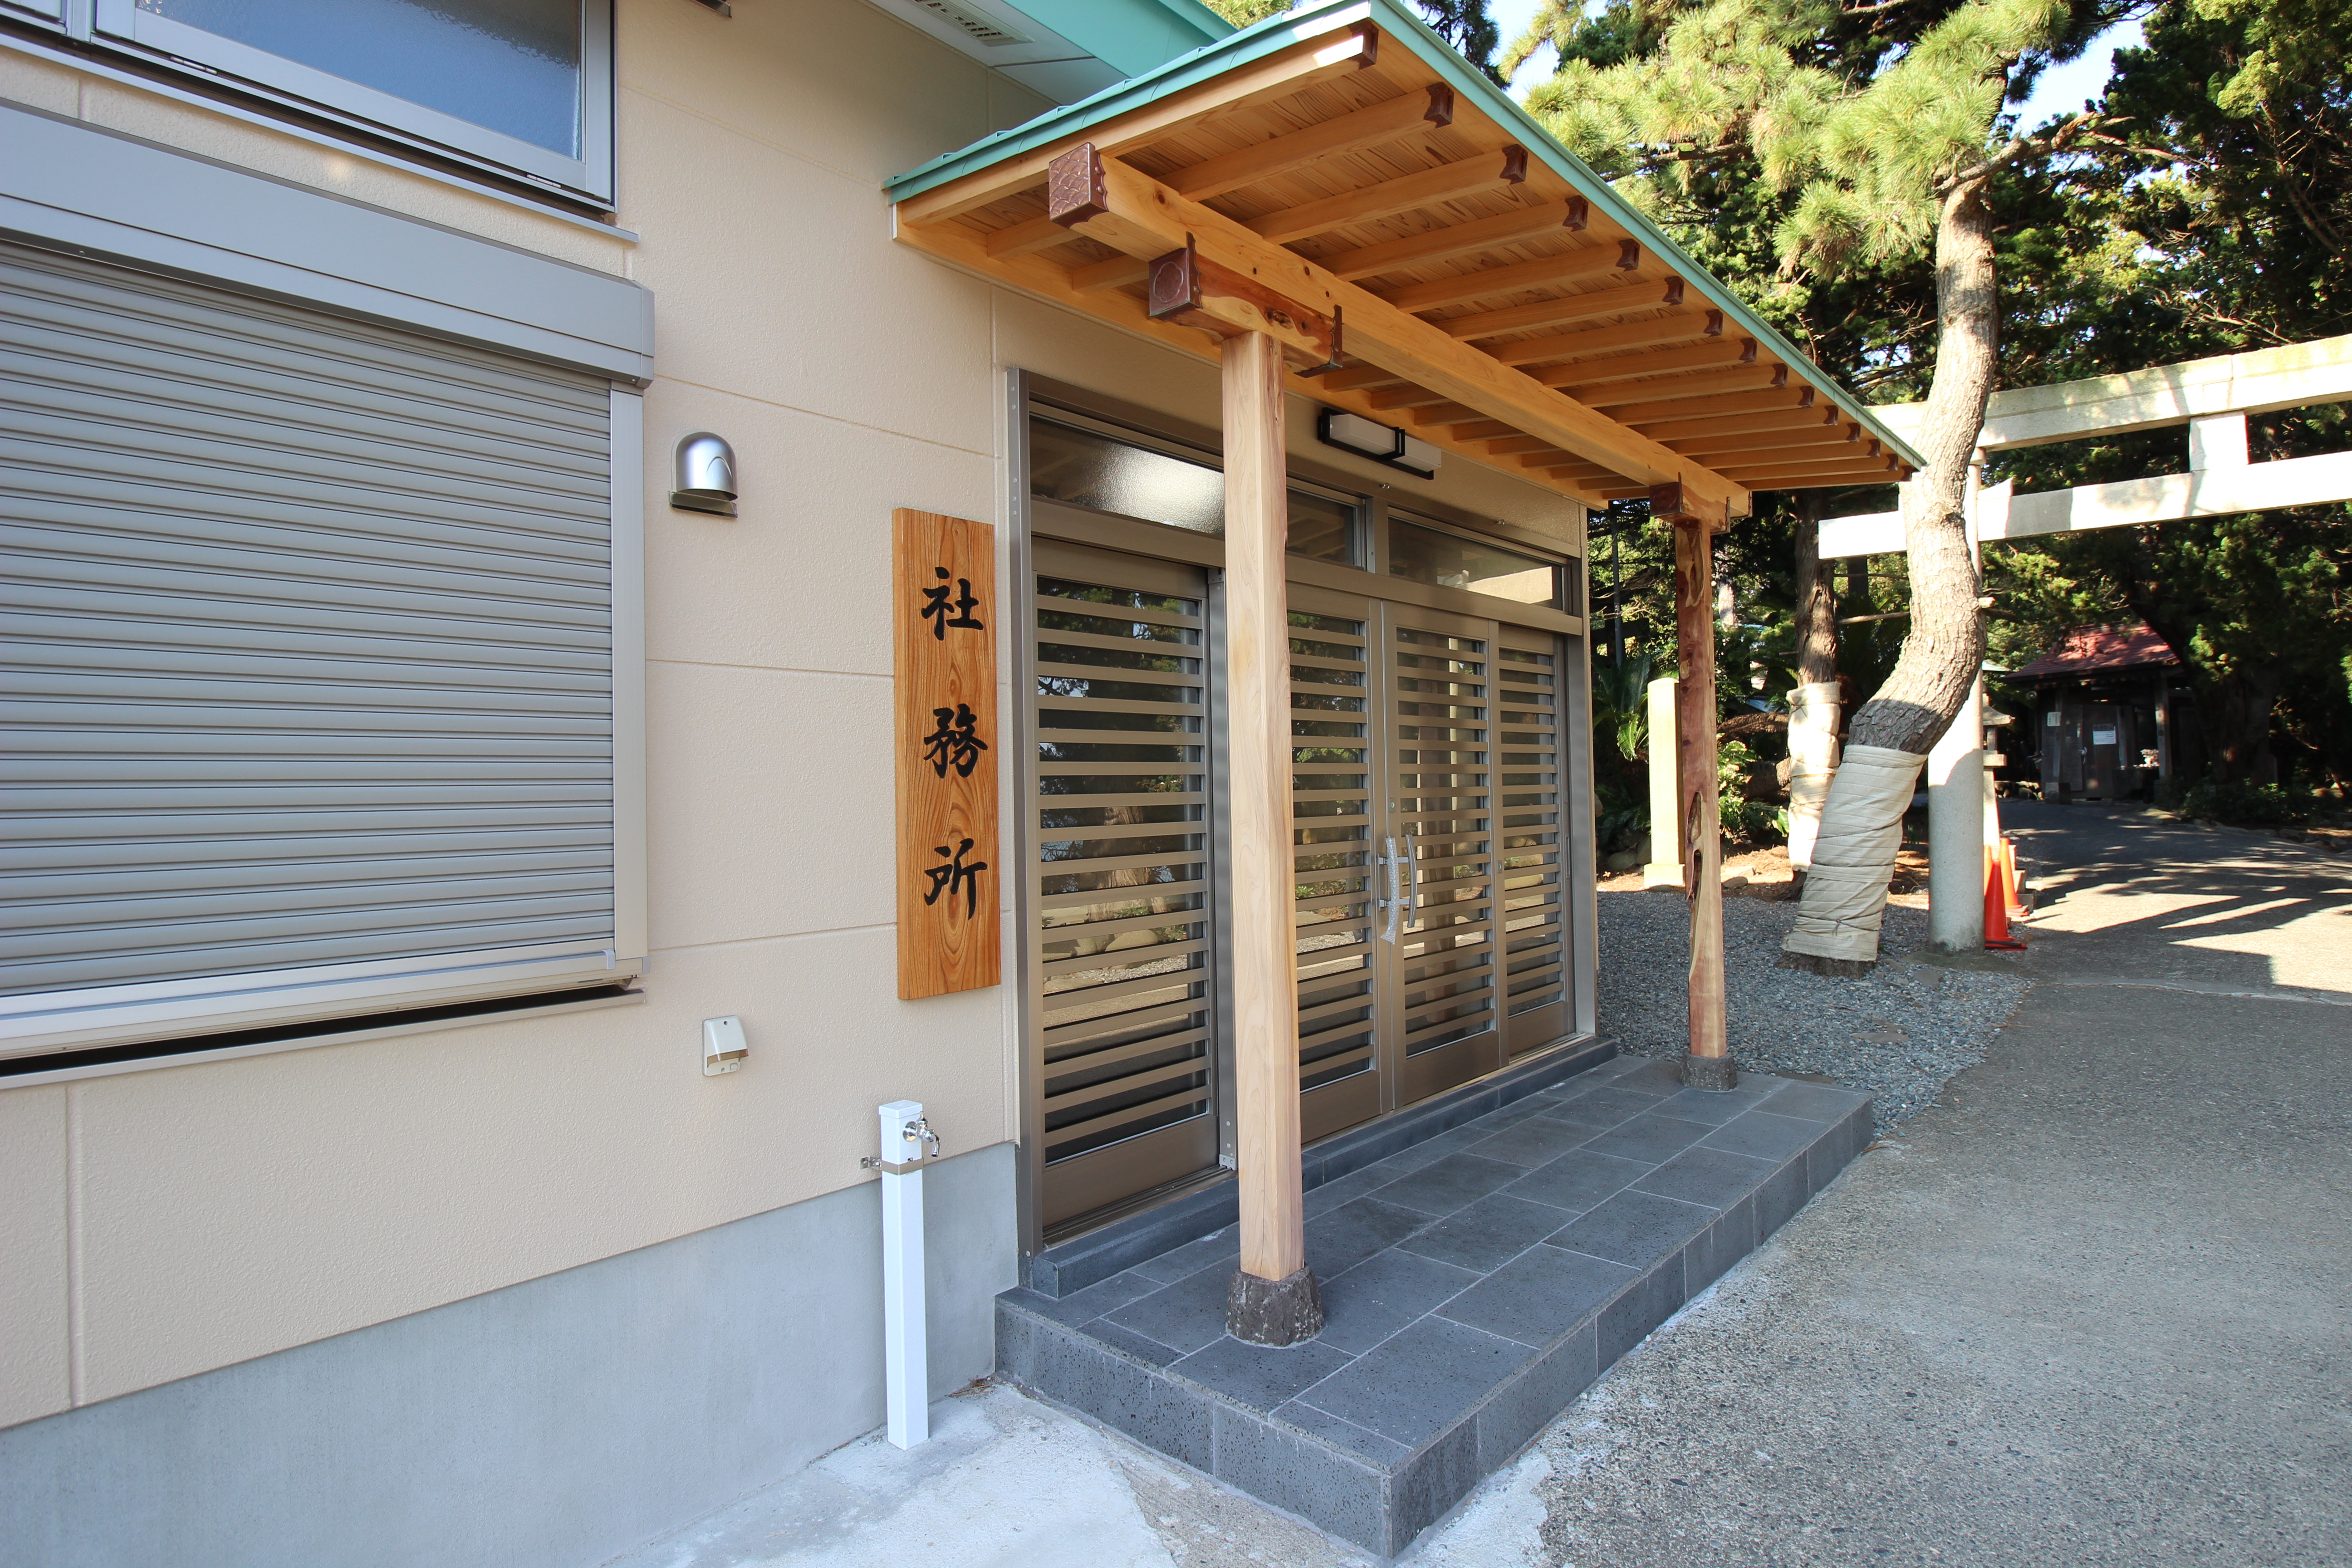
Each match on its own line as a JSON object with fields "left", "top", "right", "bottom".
{"left": 1, "top": 240, "right": 618, "bottom": 1013}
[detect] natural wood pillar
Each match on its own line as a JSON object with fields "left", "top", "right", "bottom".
{"left": 1222, "top": 330, "right": 1321, "bottom": 1343}
{"left": 1658, "top": 485, "right": 1734, "bottom": 1088}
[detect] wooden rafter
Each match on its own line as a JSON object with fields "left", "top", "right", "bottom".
{"left": 1023, "top": 148, "right": 1747, "bottom": 514}
{"left": 1246, "top": 145, "right": 1526, "bottom": 245}
{"left": 1377, "top": 238, "right": 1639, "bottom": 314}
{"left": 1169, "top": 83, "right": 1459, "bottom": 201}
{"left": 1485, "top": 311, "right": 1722, "bottom": 368}
{"left": 1439, "top": 276, "right": 1686, "bottom": 342}
{"left": 890, "top": 13, "right": 1908, "bottom": 515}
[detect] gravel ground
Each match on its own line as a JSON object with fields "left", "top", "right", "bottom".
{"left": 1597, "top": 888, "right": 2031, "bottom": 1129}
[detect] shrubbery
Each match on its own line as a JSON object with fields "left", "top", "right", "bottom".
{"left": 2172, "top": 780, "right": 2318, "bottom": 827}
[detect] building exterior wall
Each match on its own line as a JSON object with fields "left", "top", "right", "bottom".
{"left": 0, "top": 0, "right": 1588, "bottom": 1554}
{"left": 0, "top": 1142, "right": 1016, "bottom": 1568}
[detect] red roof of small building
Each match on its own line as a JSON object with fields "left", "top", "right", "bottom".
{"left": 2014, "top": 623, "right": 2180, "bottom": 679}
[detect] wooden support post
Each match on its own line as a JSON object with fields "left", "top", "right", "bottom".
{"left": 1657, "top": 485, "right": 1735, "bottom": 1089}
{"left": 1223, "top": 330, "right": 1323, "bottom": 1345}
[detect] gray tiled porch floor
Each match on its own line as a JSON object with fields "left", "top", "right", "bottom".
{"left": 996, "top": 1054, "right": 1875, "bottom": 1556}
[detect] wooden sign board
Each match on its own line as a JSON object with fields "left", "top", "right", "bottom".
{"left": 892, "top": 509, "right": 1001, "bottom": 998}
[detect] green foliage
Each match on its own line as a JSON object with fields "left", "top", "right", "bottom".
{"left": 1201, "top": 0, "right": 1290, "bottom": 26}
{"left": 1978, "top": 0, "right": 2352, "bottom": 784}
{"left": 1591, "top": 648, "right": 1655, "bottom": 761}
{"left": 1716, "top": 739, "right": 1787, "bottom": 844}
{"left": 2175, "top": 779, "right": 2317, "bottom": 828}
{"left": 1491, "top": 0, "right": 2349, "bottom": 788}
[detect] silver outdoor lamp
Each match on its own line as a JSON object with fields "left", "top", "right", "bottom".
{"left": 670, "top": 432, "right": 738, "bottom": 516}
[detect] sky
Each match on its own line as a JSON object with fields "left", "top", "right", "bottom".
{"left": 1483, "top": 0, "right": 2145, "bottom": 130}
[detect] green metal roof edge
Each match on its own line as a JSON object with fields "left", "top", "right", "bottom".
{"left": 1000, "top": 0, "right": 1233, "bottom": 80}
{"left": 886, "top": 0, "right": 1924, "bottom": 474}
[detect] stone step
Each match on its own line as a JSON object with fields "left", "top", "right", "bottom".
{"left": 995, "top": 1056, "right": 1875, "bottom": 1556}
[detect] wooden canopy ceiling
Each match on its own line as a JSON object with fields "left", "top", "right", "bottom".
{"left": 889, "top": 1, "right": 1919, "bottom": 519}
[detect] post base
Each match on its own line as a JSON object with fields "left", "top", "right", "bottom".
{"left": 1681, "top": 1052, "right": 1739, "bottom": 1091}
{"left": 1641, "top": 862, "right": 1685, "bottom": 889}
{"left": 1226, "top": 1265, "right": 1324, "bottom": 1346}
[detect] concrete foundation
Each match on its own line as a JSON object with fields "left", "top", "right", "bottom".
{"left": 0, "top": 1142, "right": 1017, "bottom": 1568}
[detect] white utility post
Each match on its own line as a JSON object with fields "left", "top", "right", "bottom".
{"left": 1926, "top": 457, "right": 1987, "bottom": 952}
{"left": 1642, "top": 676, "right": 1682, "bottom": 888}
{"left": 876, "top": 1098, "right": 937, "bottom": 1449}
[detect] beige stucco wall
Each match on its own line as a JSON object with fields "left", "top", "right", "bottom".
{"left": 0, "top": 0, "right": 1582, "bottom": 1433}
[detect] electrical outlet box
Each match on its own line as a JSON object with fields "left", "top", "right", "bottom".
{"left": 702, "top": 1016, "right": 748, "bottom": 1076}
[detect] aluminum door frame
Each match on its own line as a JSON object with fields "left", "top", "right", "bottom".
{"left": 1024, "top": 534, "right": 1224, "bottom": 1233}
{"left": 1377, "top": 598, "right": 1510, "bottom": 1108}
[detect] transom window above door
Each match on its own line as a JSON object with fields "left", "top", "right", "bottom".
{"left": 1029, "top": 417, "right": 1360, "bottom": 566}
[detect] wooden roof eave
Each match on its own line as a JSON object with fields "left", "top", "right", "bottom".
{"left": 895, "top": 143, "right": 1747, "bottom": 516}
{"left": 886, "top": 0, "right": 1921, "bottom": 484}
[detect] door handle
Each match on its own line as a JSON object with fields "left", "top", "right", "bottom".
{"left": 1401, "top": 830, "right": 1418, "bottom": 931}
{"left": 1379, "top": 834, "right": 1400, "bottom": 943}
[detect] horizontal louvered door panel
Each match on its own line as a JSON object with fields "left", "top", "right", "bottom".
{"left": 1029, "top": 542, "right": 1219, "bottom": 1230}
{"left": 1287, "top": 582, "right": 1380, "bottom": 1141}
{"left": 1385, "top": 604, "right": 1504, "bottom": 1105}
{"left": 0, "top": 241, "right": 617, "bottom": 1008}
{"left": 1496, "top": 625, "right": 1570, "bottom": 1053}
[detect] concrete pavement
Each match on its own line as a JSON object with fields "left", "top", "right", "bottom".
{"left": 611, "top": 801, "right": 2350, "bottom": 1567}
{"left": 1511, "top": 801, "right": 2349, "bottom": 1566}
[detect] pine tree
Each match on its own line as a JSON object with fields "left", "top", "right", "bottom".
{"left": 1508, "top": 0, "right": 2159, "bottom": 964}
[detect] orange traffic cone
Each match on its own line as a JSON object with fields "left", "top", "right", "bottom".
{"left": 2000, "top": 837, "right": 2029, "bottom": 918}
{"left": 1984, "top": 843, "right": 2025, "bottom": 950}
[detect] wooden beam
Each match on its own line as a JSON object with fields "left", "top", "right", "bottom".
{"left": 1656, "top": 483, "right": 1729, "bottom": 1073}
{"left": 1485, "top": 435, "right": 1555, "bottom": 455}
{"left": 1378, "top": 238, "right": 1640, "bottom": 314}
{"left": 895, "top": 20, "right": 1381, "bottom": 225}
{"left": 1608, "top": 385, "right": 1816, "bottom": 426}
{"left": 1445, "top": 418, "right": 1516, "bottom": 439}
{"left": 1069, "top": 254, "right": 1148, "bottom": 293}
{"left": 1485, "top": 309, "right": 1721, "bottom": 368}
{"left": 1044, "top": 153, "right": 1747, "bottom": 514}
{"left": 1246, "top": 144, "right": 1524, "bottom": 245}
{"left": 1442, "top": 277, "right": 1686, "bottom": 341}
{"left": 1137, "top": 231, "right": 1337, "bottom": 368}
{"left": 1538, "top": 338, "right": 1757, "bottom": 393}
{"left": 1579, "top": 363, "right": 1792, "bottom": 409}
{"left": 1222, "top": 329, "right": 1317, "bottom": 1337}
{"left": 890, "top": 208, "right": 1604, "bottom": 507}
{"left": 1723, "top": 456, "right": 1901, "bottom": 482}
{"left": 1668, "top": 422, "right": 1860, "bottom": 460}
{"left": 983, "top": 213, "right": 1080, "bottom": 261}
{"left": 1635, "top": 405, "right": 1838, "bottom": 443}
{"left": 1171, "top": 83, "right": 1456, "bottom": 201}
{"left": 1314, "top": 196, "right": 1591, "bottom": 281}
{"left": 1367, "top": 383, "right": 1450, "bottom": 409}
{"left": 1311, "top": 364, "right": 1406, "bottom": 392}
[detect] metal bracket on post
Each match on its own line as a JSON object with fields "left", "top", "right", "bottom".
{"left": 876, "top": 1099, "right": 934, "bottom": 1449}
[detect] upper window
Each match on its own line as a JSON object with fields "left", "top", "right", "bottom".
{"left": 1387, "top": 515, "right": 1560, "bottom": 606}
{"left": 1029, "top": 417, "right": 1360, "bottom": 567}
{"left": 86, "top": 0, "right": 613, "bottom": 202}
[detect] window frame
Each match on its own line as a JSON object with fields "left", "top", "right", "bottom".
{"left": 77, "top": 0, "right": 617, "bottom": 206}
{"left": 0, "top": 104, "right": 652, "bottom": 1069}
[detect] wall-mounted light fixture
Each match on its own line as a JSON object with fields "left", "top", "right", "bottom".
{"left": 670, "top": 432, "right": 738, "bottom": 517}
{"left": 1317, "top": 409, "right": 1441, "bottom": 480}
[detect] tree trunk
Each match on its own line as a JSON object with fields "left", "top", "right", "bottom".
{"left": 1793, "top": 493, "right": 1838, "bottom": 687}
{"left": 1786, "top": 493, "right": 1842, "bottom": 874}
{"left": 1782, "top": 176, "right": 1999, "bottom": 973}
